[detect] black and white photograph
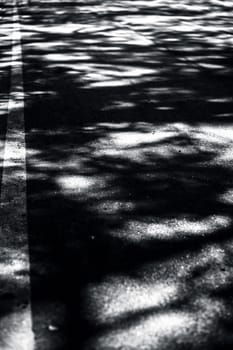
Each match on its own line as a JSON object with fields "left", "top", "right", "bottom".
{"left": 0, "top": 0, "right": 233, "bottom": 349}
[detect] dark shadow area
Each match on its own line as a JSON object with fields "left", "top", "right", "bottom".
{"left": 15, "top": 0, "right": 233, "bottom": 349}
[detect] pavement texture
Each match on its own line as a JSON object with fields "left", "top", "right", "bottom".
{"left": 1, "top": 0, "right": 233, "bottom": 349}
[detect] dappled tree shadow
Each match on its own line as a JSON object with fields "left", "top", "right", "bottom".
{"left": 9, "top": 0, "right": 233, "bottom": 348}
{"left": 0, "top": 5, "right": 24, "bottom": 347}
{"left": 0, "top": 2, "right": 11, "bottom": 183}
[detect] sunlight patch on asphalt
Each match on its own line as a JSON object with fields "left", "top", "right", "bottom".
{"left": 218, "top": 189, "right": 233, "bottom": 205}
{"left": 24, "top": 23, "right": 83, "bottom": 34}
{"left": 56, "top": 175, "right": 96, "bottom": 192}
{"left": 89, "top": 311, "right": 195, "bottom": 350}
{"left": 102, "top": 101, "right": 136, "bottom": 111}
{"left": 0, "top": 132, "right": 27, "bottom": 168}
{"left": 0, "top": 308, "right": 34, "bottom": 350}
{"left": 207, "top": 97, "right": 233, "bottom": 103}
{"left": 85, "top": 279, "right": 178, "bottom": 323}
{"left": 81, "top": 233, "right": 233, "bottom": 349}
{"left": 111, "top": 215, "right": 231, "bottom": 242}
{"left": 196, "top": 124, "right": 233, "bottom": 164}
{"left": 84, "top": 243, "right": 231, "bottom": 350}
{"left": 46, "top": 60, "right": 157, "bottom": 88}
{"left": 0, "top": 248, "right": 29, "bottom": 276}
{"left": 45, "top": 53, "right": 92, "bottom": 62}
{"left": 0, "top": 101, "right": 8, "bottom": 116}
{"left": 82, "top": 122, "right": 197, "bottom": 161}
{"left": 49, "top": 121, "right": 233, "bottom": 202}
{"left": 27, "top": 41, "right": 70, "bottom": 49}
{"left": 199, "top": 124, "right": 233, "bottom": 142}
{"left": 108, "top": 130, "right": 177, "bottom": 148}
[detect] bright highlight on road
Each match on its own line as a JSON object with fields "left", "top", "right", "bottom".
{"left": 0, "top": 1, "right": 34, "bottom": 349}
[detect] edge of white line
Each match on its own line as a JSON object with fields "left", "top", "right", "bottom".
{"left": 0, "top": 0, "right": 34, "bottom": 349}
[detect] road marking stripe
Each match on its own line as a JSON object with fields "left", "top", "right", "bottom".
{"left": 0, "top": 0, "right": 34, "bottom": 349}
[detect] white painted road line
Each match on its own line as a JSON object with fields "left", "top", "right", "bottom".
{"left": 0, "top": 0, "right": 34, "bottom": 349}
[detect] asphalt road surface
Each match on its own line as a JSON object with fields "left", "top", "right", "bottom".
{"left": 1, "top": 0, "right": 233, "bottom": 349}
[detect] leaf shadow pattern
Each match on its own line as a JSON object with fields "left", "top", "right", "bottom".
{"left": 0, "top": 2, "right": 11, "bottom": 188}
{"left": 0, "top": 3, "right": 26, "bottom": 348}
{"left": 16, "top": 0, "right": 233, "bottom": 349}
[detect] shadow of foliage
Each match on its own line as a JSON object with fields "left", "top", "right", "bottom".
{"left": 4, "top": 0, "right": 232, "bottom": 349}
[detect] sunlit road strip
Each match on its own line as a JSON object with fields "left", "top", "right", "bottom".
{"left": 0, "top": 0, "right": 34, "bottom": 349}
